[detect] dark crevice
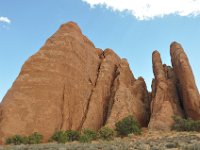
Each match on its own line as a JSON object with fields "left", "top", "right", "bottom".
{"left": 142, "top": 85, "right": 151, "bottom": 127}
{"left": 77, "top": 52, "right": 105, "bottom": 130}
{"left": 0, "top": 107, "right": 3, "bottom": 124}
{"left": 103, "top": 65, "right": 120, "bottom": 125}
{"left": 60, "top": 84, "right": 66, "bottom": 130}
{"left": 149, "top": 79, "right": 156, "bottom": 118}
{"left": 176, "top": 81, "right": 187, "bottom": 118}
{"left": 148, "top": 91, "right": 153, "bottom": 119}
{"left": 61, "top": 41, "right": 73, "bottom": 130}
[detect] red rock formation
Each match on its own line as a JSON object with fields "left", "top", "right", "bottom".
{"left": 81, "top": 49, "right": 121, "bottom": 130}
{"left": 0, "top": 22, "right": 101, "bottom": 142}
{"left": 148, "top": 51, "right": 184, "bottom": 131}
{"left": 1, "top": 21, "right": 199, "bottom": 143}
{"left": 0, "top": 22, "right": 150, "bottom": 143}
{"left": 105, "top": 59, "right": 150, "bottom": 128}
{"left": 170, "top": 42, "right": 200, "bottom": 120}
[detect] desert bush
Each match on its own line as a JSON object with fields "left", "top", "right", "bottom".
{"left": 98, "top": 127, "right": 115, "bottom": 140}
{"left": 172, "top": 116, "right": 200, "bottom": 132}
{"left": 115, "top": 115, "right": 141, "bottom": 136}
{"left": 6, "top": 135, "right": 28, "bottom": 145}
{"left": 82, "top": 129, "right": 97, "bottom": 140}
{"left": 49, "top": 130, "right": 80, "bottom": 143}
{"left": 79, "top": 129, "right": 97, "bottom": 143}
{"left": 79, "top": 134, "right": 91, "bottom": 143}
{"left": 28, "top": 132, "right": 43, "bottom": 144}
{"left": 49, "top": 131, "right": 67, "bottom": 143}
{"left": 66, "top": 130, "right": 80, "bottom": 142}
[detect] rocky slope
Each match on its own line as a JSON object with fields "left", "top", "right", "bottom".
{"left": 0, "top": 22, "right": 199, "bottom": 143}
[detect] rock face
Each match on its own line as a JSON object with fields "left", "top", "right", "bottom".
{"left": 170, "top": 42, "right": 200, "bottom": 120}
{"left": 148, "top": 51, "right": 184, "bottom": 131}
{"left": 0, "top": 22, "right": 199, "bottom": 143}
{"left": 81, "top": 49, "right": 121, "bottom": 130}
{"left": 105, "top": 60, "right": 150, "bottom": 128}
{"left": 0, "top": 22, "right": 149, "bottom": 143}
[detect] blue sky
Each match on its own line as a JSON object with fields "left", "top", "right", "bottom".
{"left": 0, "top": 0, "right": 200, "bottom": 101}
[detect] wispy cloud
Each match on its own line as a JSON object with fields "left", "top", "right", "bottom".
{"left": 82, "top": 0, "right": 200, "bottom": 20}
{"left": 0, "top": 16, "right": 11, "bottom": 24}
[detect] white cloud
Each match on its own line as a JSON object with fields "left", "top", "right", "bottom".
{"left": 0, "top": 16, "right": 11, "bottom": 24}
{"left": 82, "top": 0, "right": 200, "bottom": 20}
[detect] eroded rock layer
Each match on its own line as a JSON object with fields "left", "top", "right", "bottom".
{"left": 0, "top": 22, "right": 149, "bottom": 143}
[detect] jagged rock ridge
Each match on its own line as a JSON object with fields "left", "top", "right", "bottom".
{"left": 0, "top": 22, "right": 199, "bottom": 143}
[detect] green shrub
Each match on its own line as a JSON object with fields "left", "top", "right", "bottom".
{"left": 172, "top": 116, "right": 200, "bottom": 132}
{"left": 49, "top": 130, "right": 80, "bottom": 143}
{"left": 66, "top": 130, "right": 80, "bottom": 142}
{"left": 28, "top": 132, "right": 43, "bottom": 144}
{"left": 79, "top": 134, "right": 91, "bottom": 143}
{"left": 82, "top": 129, "right": 97, "bottom": 140}
{"left": 23, "top": 136, "right": 29, "bottom": 144}
{"left": 6, "top": 135, "right": 28, "bottom": 145}
{"left": 79, "top": 129, "right": 97, "bottom": 143}
{"left": 49, "top": 131, "right": 67, "bottom": 143}
{"left": 98, "top": 127, "right": 115, "bottom": 141}
{"left": 115, "top": 115, "right": 141, "bottom": 136}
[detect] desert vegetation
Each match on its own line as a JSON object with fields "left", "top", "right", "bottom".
{"left": 172, "top": 116, "right": 200, "bottom": 132}
{"left": 115, "top": 115, "right": 141, "bottom": 136}
{"left": 6, "top": 115, "right": 140, "bottom": 145}
{"left": 6, "top": 132, "right": 43, "bottom": 145}
{"left": 79, "top": 129, "right": 97, "bottom": 143}
{"left": 4, "top": 116, "right": 200, "bottom": 150}
{"left": 6, "top": 115, "right": 200, "bottom": 146}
